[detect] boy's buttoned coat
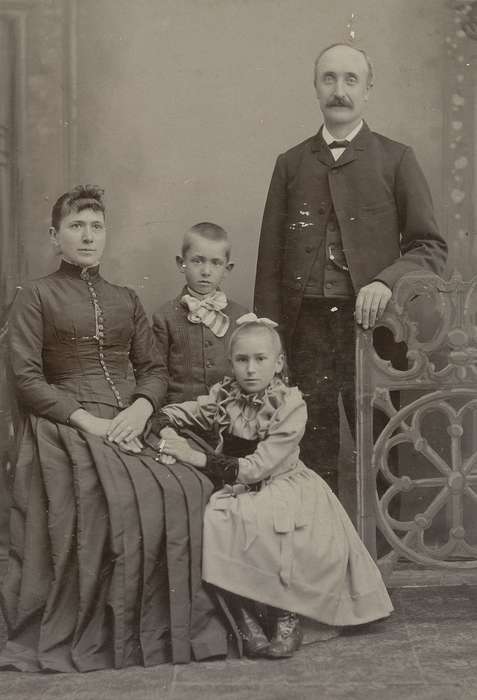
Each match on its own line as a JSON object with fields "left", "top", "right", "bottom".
{"left": 152, "top": 290, "right": 247, "bottom": 404}
{"left": 254, "top": 123, "right": 447, "bottom": 350}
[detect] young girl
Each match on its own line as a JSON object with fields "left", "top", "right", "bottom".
{"left": 146, "top": 313, "right": 393, "bottom": 659}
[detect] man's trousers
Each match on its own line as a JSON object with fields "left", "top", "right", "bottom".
{"left": 289, "top": 297, "right": 355, "bottom": 493}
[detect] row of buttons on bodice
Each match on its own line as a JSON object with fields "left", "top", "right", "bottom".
{"left": 81, "top": 267, "right": 125, "bottom": 409}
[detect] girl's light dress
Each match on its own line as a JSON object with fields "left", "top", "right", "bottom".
{"left": 162, "top": 377, "right": 393, "bottom": 627}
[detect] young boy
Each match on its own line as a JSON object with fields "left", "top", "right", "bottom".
{"left": 152, "top": 222, "right": 247, "bottom": 404}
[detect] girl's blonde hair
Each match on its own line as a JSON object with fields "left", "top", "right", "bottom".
{"left": 228, "top": 321, "right": 282, "bottom": 358}
{"left": 228, "top": 320, "right": 289, "bottom": 383}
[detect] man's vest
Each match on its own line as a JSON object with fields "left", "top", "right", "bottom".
{"left": 304, "top": 208, "right": 354, "bottom": 298}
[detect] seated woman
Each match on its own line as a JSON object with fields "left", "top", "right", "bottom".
{"left": 0, "top": 185, "right": 227, "bottom": 672}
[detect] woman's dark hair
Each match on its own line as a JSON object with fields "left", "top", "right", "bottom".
{"left": 51, "top": 185, "right": 105, "bottom": 231}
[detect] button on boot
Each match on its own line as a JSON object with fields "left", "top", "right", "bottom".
{"left": 266, "top": 608, "right": 303, "bottom": 658}
{"left": 228, "top": 595, "right": 270, "bottom": 657}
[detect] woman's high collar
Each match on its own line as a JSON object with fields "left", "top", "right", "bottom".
{"left": 59, "top": 258, "right": 101, "bottom": 281}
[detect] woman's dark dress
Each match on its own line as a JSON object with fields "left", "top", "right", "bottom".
{"left": 0, "top": 260, "right": 227, "bottom": 672}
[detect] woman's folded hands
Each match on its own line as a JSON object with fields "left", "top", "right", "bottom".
{"left": 107, "top": 397, "right": 154, "bottom": 444}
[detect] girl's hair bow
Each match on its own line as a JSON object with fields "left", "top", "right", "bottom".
{"left": 235, "top": 313, "right": 278, "bottom": 329}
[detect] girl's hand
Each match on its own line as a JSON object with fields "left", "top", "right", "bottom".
{"left": 160, "top": 426, "right": 179, "bottom": 439}
{"left": 157, "top": 427, "right": 179, "bottom": 461}
{"left": 117, "top": 436, "right": 143, "bottom": 454}
{"left": 69, "top": 409, "right": 112, "bottom": 437}
{"left": 107, "top": 398, "right": 154, "bottom": 444}
{"left": 161, "top": 435, "right": 206, "bottom": 468}
{"left": 158, "top": 453, "right": 176, "bottom": 465}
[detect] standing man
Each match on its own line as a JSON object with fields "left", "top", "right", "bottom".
{"left": 254, "top": 43, "right": 447, "bottom": 493}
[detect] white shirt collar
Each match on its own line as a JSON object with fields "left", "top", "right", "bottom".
{"left": 322, "top": 120, "right": 364, "bottom": 145}
{"left": 186, "top": 285, "right": 224, "bottom": 300}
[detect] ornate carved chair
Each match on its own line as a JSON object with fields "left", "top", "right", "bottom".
{"left": 356, "top": 272, "right": 477, "bottom": 582}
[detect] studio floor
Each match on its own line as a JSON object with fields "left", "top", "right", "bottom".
{"left": 1, "top": 580, "right": 477, "bottom": 700}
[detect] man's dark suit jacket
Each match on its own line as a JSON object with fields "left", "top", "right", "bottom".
{"left": 254, "top": 123, "right": 447, "bottom": 350}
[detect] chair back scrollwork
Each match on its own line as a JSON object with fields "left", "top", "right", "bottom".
{"left": 357, "top": 271, "right": 477, "bottom": 576}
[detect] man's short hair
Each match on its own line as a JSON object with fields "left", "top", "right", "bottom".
{"left": 313, "top": 43, "right": 374, "bottom": 89}
{"left": 51, "top": 185, "right": 105, "bottom": 231}
{"left": 182, "top": 222, "right": 231, "bottom": 260}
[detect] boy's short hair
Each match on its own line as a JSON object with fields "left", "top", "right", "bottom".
{"left": 51, "top": 185, "right": 105, "bottom": 231}
{"left": 182, "top": 222, "right": 231, "bottom": 260}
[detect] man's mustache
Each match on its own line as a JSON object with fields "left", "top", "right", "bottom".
{"left": 326, "top": 97, "right": 353, "bottom": 108}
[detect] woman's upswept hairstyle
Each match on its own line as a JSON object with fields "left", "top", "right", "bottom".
{"left": 51, "top": 185, "right": 105, "bottom": 231}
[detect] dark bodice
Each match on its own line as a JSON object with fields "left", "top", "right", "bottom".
{"left": 9, "top": 260, "right": 167, "bottom": 423}
{"left": 222, "top": 434, "right": 259, "bottom": 458}
{"left": 42, "top": 269, "right": 132, "bottom": 385}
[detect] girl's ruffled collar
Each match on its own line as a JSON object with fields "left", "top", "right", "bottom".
{"left": 210, "top": 376, "right": 289, "bottom": 450}
{"left": 217, "top": 376, "right": 288, "bottom": 408}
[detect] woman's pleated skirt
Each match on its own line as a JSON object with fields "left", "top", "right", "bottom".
{"left": 0, "top": 407, "right": 227, "bottom": 672}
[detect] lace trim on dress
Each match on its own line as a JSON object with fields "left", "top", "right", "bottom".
{"left": 211, "top": 376, "right": 289, "bottom": 449}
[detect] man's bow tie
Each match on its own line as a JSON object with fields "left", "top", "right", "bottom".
{"left": 328, "top": 140, "right": 350, "bottom": 149}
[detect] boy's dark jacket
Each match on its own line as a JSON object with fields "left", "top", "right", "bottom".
{"left": 153, "top": 289, "right": 247, "bottom": 404}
